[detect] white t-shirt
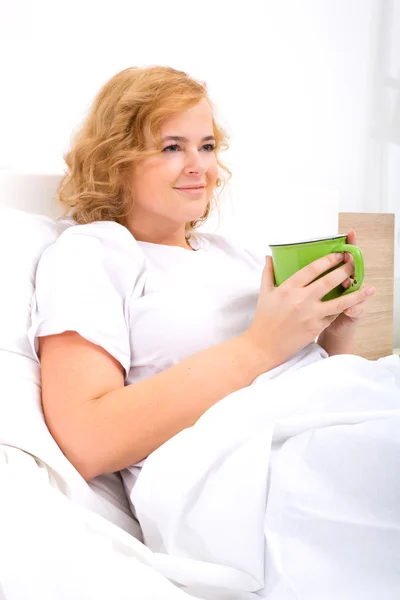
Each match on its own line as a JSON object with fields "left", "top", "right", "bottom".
{"left": 29, "top": 220, "right": 326, "bottom": 494}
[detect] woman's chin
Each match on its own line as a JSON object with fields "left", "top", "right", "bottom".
{"left": 185, "top": 210, "right": 208, "bottom": 224}
{"left": 180, "top": 203, "right": 210, "bottom": 222}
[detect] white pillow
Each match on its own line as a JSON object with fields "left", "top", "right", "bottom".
{"left": 0, "top": 206, "right": 141, "bottom": 538}
{"left": 0, "top": 207, "right": 59, "bottom": 358}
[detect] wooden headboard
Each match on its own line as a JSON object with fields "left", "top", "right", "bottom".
{"left": 338, "top": 213, "right": 395, "bottom": 360}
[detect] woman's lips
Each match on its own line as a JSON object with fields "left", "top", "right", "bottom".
{"left": 174, "top": 187, "right": 206, "bottom": 196}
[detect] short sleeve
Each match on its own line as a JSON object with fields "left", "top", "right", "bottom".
{"left": 29, "top": 221, "right": 146, "bottom": 376}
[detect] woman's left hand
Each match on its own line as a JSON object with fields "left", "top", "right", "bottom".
{"left": 317, "top": 230, "right": 375, "bottom": 354}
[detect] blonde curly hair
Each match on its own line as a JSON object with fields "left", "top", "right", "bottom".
{"left": 58, "top": 65, "right": 231, "bottom": 234}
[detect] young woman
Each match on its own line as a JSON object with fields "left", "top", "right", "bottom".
{"left": 31, "top": 65, "right": 372, "bottom": 485}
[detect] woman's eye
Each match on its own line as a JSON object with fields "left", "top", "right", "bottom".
{"left": 162, "top": 143, "right": 216, "bottom": 153}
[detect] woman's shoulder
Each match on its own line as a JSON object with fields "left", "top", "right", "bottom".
{"left": 54, "top": 219, "right": 145, "bottom": 265}
{"left": 37, "top": 220, "right": 147, "bottom": 295}
{"left": 56, "top": 220, "right": 141, "bottom": 255}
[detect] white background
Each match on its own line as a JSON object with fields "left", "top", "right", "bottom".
{"left": 0, "top": 0, "right": 399, "bottom": 342}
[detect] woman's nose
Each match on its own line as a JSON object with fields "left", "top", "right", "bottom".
{"left": 184, "top": 150, "right": 206, "bottom": 174}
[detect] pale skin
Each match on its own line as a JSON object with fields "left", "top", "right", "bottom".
{"left": 126, "top": 98, "right": 218, "bottom": 249}
{"left": 317, "top": 230, "right": 375, "bottom": 355}
{"left": 39, "top": 99, "right": 375, "bottom": 480}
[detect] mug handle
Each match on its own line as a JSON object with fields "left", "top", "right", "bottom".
{"left": 334, "top": 244, "right": 364, "bottom": 295}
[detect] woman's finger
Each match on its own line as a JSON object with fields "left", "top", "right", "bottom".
{"left": 344, "top": 252, "right": 354, "bottom": 267}
{"left": 346, "top": 230, "right": 357, "bottom": 245}
{"left": 344, "top": 304, "right": 366, "bottom": 318}
{"left": 308, "top": 261, "right": 354, "bottom": 299}
{"left": 322, "top": 285, "right": 374, "bottom": 317}
{"left": 342, "top": 277, "right": 353, "bottom": 289}
{"left": 283, "top": 252, "right": 346, "bottom": 289}
{"left": 344, "top": 288, "right": 375, "bottom": 316}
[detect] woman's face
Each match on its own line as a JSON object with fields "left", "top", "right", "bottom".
{"left": 127, "top": 98, "right": 219, "bottom": 237}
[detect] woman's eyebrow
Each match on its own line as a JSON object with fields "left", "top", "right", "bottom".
{"left": 162, "top": 135, "right": 216, "bottom": 143}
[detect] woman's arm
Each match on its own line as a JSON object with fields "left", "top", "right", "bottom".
{"left": 39, "top": 251, "right": 365, "bottom": 481}
{"left": 39, "top": 330, "right": 272, "bottom": 481}
{"left": 317, "top": 327, "right": 356, "bottom": 356}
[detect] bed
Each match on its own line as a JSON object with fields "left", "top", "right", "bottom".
{"left": 0, "top": 173, "right": 397, "bottom": 600}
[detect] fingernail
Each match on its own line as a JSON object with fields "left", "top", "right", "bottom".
{"left": 366, "top": 287, "right": 375, "bottom": 296}
{"left": 335, "top": 253, "right": 344, "bottom": 259}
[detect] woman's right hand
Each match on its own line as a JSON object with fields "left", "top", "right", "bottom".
{"left": 245, "top": 252, "right": 368, "bottom": 368}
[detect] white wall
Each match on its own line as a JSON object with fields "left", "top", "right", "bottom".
{"left": 1, "top": 0, "right": 398, "bottom": 340}
{"left": 0, "top": 0, "right": 376, "bottom": 195}
{"left": 0, "top": 1, "right": 377, "bottom": 218}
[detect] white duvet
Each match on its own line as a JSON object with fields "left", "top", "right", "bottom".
{"left": 1, "top": 350, "right": 400, "bottom": 600}
{"left": 131, "top": 351, "right": 400, "bottom": 599}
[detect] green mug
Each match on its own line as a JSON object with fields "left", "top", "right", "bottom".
{"left": 269, "top": 234, "right": 364, "bottom": 301}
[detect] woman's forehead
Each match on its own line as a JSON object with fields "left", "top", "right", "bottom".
{"left": 160, "top": 99, "right": 213, "bottom": 135}
{"left": 142, "top": 99, "right": 214, "bottom": 146}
